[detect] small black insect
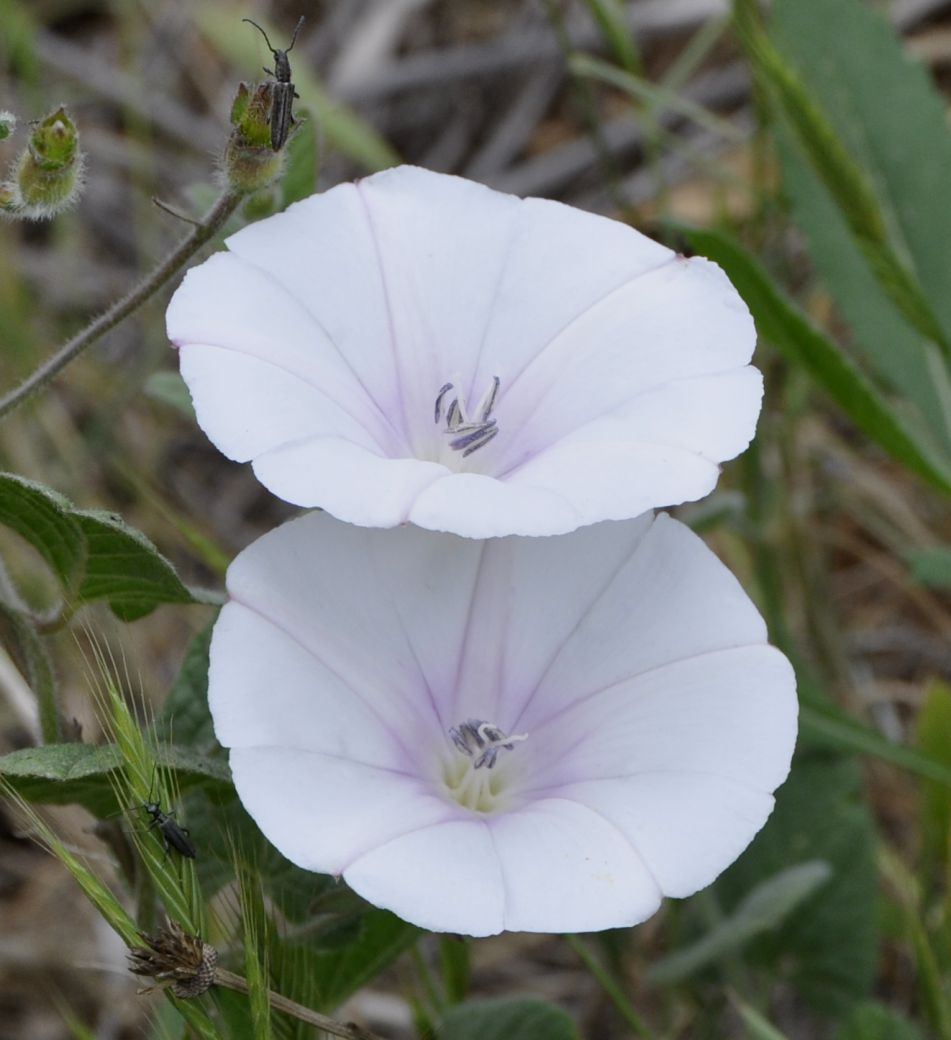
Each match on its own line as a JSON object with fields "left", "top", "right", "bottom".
{"left": 242, "top": 15, "right": 305, "bottom": 151}
{"left": 133, "top": 771, "right": 196, "bottom": 860}
{"left": 140, "top": 796, "right": 196, "bottom": 859}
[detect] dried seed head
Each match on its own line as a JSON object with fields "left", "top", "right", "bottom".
{"left": 128, "top": 917, "right": 218, "bottom": 998}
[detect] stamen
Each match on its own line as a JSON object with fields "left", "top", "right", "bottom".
{"left": 434, "top": 382, "right": 454, "bottom": 424}
{"left": 449, "top": 718, "right": 528, "bottom": 770}
{"left": 433, "top": 377, "right": 502, "bottom": 458}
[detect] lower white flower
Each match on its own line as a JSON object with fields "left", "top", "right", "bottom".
{"left": 209, "top": 511, "right": 797, "bottom": 936}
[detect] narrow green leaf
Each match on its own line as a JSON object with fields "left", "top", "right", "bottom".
{"left": 440, "top": 998, "right": 580, "bottom": 1040}
{"left": 648, "top": 861, "right": 831, "bottom": 983}
{"left": 582, "top": 0, "right": 641, "bottom": 74}
{"left": 772, "top": 0, "right": 951, "bottom": 351}
{"left": 777, "top": 126, "right": 951, "bottom": 453}
{"left": 731, "top": 996, "right": 791, "bottom": 1040}
{"left": 682, "top": 228, "right": 951, "bottom": 498}
{"left": 836, "top": 1002, "right": 925, "bottom": 1040}
{"left": 800, "top": 700, "right": 951, "bottom": 788}
{"left": 908, "top": 548, "right": 951, "bottom": 588}
{"left": 570, "top": 52, "right": 744, "bottom": 141}
{"left": 916, "top": 681, "right": 951, "bottom": 879}
{"left": 737, "top": 10, "right": 951, "bottom": 363}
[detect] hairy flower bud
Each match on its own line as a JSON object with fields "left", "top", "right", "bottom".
{"left": 10, "top": 105, "right": 85, "bottom": 219}
{"left": 221, "top": 82, "right": 285, "bottom": 194}
{"left": 0, "top": 111, "right": 15, "bottom": 142}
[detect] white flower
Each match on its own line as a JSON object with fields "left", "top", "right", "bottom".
{"left": 168, "top": 166, "right": 761, "bottom": 538}
{"left": 209, "top": 510, "right": 797, "bottom": 936}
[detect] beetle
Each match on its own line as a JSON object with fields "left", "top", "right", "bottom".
{"left": 140, "top": 796, "right": 196, "bottom": 860}
{"left": 242, "top": 15, "right": 305, "bottom": 151}
{"left": 127, "top": 770, "right": 196, "bottom": 860}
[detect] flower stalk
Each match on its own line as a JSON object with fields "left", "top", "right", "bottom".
{"left": 0, "top": 188, "right": 242, "bottom": 419}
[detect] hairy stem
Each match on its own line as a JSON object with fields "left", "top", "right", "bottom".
{"left": 214, "top": 968, "right": 383, "bottom": 1040}
{"left": 0, "top": 189, "right": 243, "bottom": 419}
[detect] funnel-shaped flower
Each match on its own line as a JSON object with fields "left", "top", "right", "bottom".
{"left": 209, "top": 511, "right": 797, "bottom": 935}
{"left": 168, "top": 166, "right": 761, "bottom": 537}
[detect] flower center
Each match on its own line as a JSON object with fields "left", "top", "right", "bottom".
{"left": 442, "top": 718, "right": 527, "bottom": 814}
{"left": 434, "top": 377, "right": 500, "bottom": 457}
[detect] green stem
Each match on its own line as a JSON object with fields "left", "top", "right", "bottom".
{"left": 0, "top": 189, "right": 243, "bottom": 419}
{"left": 214, "top": 968, "right": 381, "bottom": 1040}
{"left": 564, "top": 934, "right": 654, "bottom": 1038}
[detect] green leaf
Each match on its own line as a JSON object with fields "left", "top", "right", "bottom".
{"left": 145, "top": 370, "right": 196, "bottom": 420}
{"left": 0, "top": 473, "right": 83, "bottom": 589}
{"left": 732, "top": 996, "right": 792, "bottom": 1040}
{"left": 835, "top": 1003, "right": 925, "bottom": 1040}
{"left": 772, "top": 0, "right": 951, "bottom": 351}
{"left": 281, "top": 108, "right": 319, "bottom": 209}
{"left": 582, "top": 0, "right": 641, "bottom": 75}
{"left": 0, "top": 741, "right": 230, "bottom": 816}
{"left": 681, "top": 229, "right": 951, "bottom": 498}
{"left": 713, "top": 757, "right": 878, "bottom": 1014}
{"left": 0, "top": 472, "right": 194, "bottom": 620}
{"left": 777, "top": 127, "right": 951, "bottom": 454}
{"left": 73, "top": 510, "right": 194, "bottom": 621}
{"left": 439, "top": 998, "right": 580, "bottom": 1040}
{"left": 916, "top": 680, "right": 951, "bottom": 880}
{"left": 738, "top": 6, "right": 951, "bottom": 363}
{"left": 309, "top": 910, "right": 418, "bottom": 1011}
{"left": 156, "top": 621, "right": 217, "bottom": 752}
{"left": 907, "top": 548, "right": 951, "bottom": 588}
{"left": 648, "top": 860, "right": 831, "bottom": 984}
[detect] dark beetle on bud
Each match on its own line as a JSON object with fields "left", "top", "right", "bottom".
{"left": 242, "top": 15, "right": 304, "bottom": 151}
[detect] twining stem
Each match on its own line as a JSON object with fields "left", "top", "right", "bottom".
{"left": 0, "top": 189, "right": 243, "bottom": 419}
{"left": 214, "top": 968, "right": 383, "bottom": 1040}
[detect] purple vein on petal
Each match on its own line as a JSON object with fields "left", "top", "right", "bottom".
{"left": 184, "top": 340, "right": 390, "bottom": 454}
{"left": 509, "top": 530, "right": 648, "bottom": 732}
{"left": 355, "top": 181, "right": 412, "bottom": 445}
{"left": 226, "top": 593, "right": 429, "bottom": 770}
{"left": 228, "top": 251, "right": 408, "bottom": 451}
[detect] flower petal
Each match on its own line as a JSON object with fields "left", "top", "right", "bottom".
{"left": 528, "top": 645, "right": 798, "bottom": 793}
{"left": 229, "top": 747, "right": 454, "bottom": 876}
{"left": 513, "top": 512, "right": 771, "bottom": 730}
{"left": 554, "top": 775, "right": 777, "bottom": 898}
{"left": 170, "top": 166, "right": 762, "bottom": 536}
{"left": 345, "top": 819, "right": 505, "bottom": 936}
{"left": 488, "top": 798, "right": 661, "bottom": 932}
{"left": 251, "top": 437, "right": 447, "bottom": 526}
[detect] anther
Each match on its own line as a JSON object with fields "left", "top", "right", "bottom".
{"left": 449, "top": 718, "right": 528, "bottom": 770}
{"left": 433, "top": 377, "right": 502, "bottom": 458}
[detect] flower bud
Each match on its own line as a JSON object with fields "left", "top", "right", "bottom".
{"left": 0, "top": 111, "right": 15, "bottom": 142}
{"left": 221, "top": 82, "right": 285, "bottom": 195}
{"left": 12, "top": 105, "right": 85, "bottom": 218}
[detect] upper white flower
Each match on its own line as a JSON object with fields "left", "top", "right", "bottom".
{"left": 167, "top": 166, "right": 762, "bottom": 538}
{"left": 209, "top": 510, "right": 798, "bottom": 936}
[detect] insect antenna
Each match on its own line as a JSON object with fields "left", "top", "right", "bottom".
{"left": 242, "top": 17, "right": 275, "bottom": 54}
{"left": 286, "top": 15, "right": 305, "bottom": 52}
